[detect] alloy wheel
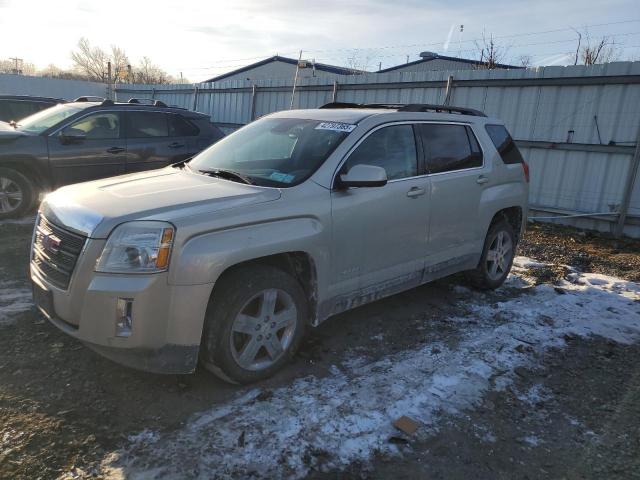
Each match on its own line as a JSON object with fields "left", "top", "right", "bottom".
{"left": 230, "top": 288, "right": 298, "bottom": 371}
{"left": 0, "top": 176, "right": 23, "bottom": 214}
{"left": 486, "top": 230, "right": 513, "bottom": 281}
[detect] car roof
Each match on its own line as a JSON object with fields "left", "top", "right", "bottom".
{"left": 0, "top": 95, "right": 65, "bottom": 103}
{"left": 65, "top": 101, "right": 209, "bottom": 119}
{"left": 268, "top": 107, "right": 500, "bottom": 126}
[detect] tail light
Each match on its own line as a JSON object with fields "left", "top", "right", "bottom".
{"left": 522, "top": 160, "right": 530, "bottom": 183}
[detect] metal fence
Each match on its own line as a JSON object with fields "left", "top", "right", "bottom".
{"left": 1, "top": 65, "right": 639, "bottom": 237}
{"left": 115, "top": 62, "right": 640, "bottom": 238}
{"left": 0, "top": 73, "right": 106, "bottom": 100}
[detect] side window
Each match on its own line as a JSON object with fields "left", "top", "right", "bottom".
{"left": 421, "top": 124, "right": 482, "bottom": 174}
{"left": 63, "top": 112, "right": 120, "bottom": 140}
{"left": 485, "top": 124, "right": 524, "bottom": 165}
{"left": 169, "top": 115, "right": 200, "bottom": 136}
{"left": 126, "top": 112, "right": 169, "bottom": 138}
{"left": 344, "top": 124, "right": 417, "bottom": 180}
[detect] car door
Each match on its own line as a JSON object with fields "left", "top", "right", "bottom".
{"left": 168, "top": 113, "right": 202, "bottom": 158}
{"left": 124, "top": 111, "right": 189, "bottom": 172}
{"left": 47, "top": 111, "right": 126, "bottom": 187}
{"left": 329, "top": 123, "right": 430, "bottom": 307}
{"left": 418, "top": 123, "right": 488, "bottom": 267}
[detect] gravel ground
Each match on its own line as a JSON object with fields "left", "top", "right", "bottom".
{"left": 0, "top": 219, "right": 639, "bottom": 479}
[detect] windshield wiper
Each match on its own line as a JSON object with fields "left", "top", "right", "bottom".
{"left": 198, "top": 168, "right": 254, "bottom": 185}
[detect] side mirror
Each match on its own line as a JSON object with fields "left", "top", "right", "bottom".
{"left": 59, "top": 129, "right": 86, "bottom": 145}
{"left": 337, "top": 164, "right": 388, "bottom": 188}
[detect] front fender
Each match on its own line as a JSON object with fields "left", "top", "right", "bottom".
{"left": 170, "top": 217, "right": 329, "bottom": 288}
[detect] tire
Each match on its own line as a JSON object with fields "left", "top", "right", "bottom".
{"left": 0, "top": 167, "right": 36, "bottom": 220}
{"left": 467, "top": 220, "right": 517, "bottom": 290}
{"left": 200, "top": 264, "right": 308, "bottom": 384}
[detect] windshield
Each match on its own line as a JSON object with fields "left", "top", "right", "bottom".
{"left": 17, "top": 104, "right": 88, "bottom": 134}
{"left": 188, "top": 117, "right": 353, "bottom": 187}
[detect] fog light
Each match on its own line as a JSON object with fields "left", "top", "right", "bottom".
{"left": 116, "top": 298, "right": 133, "bottom": 337}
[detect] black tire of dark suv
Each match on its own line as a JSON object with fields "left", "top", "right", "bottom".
{"left": 0, "top": 167, "right": 37, "bottom": 220}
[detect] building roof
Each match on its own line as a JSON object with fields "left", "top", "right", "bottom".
{"left": 378, "top": 52, "right": 520, "bottom": 73}
{"left": 205, "top": 55, "right": 362, "bottom": 82}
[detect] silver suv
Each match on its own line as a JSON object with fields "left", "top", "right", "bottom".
{"left": 30, "top": 103, "right": 529, "bottom": 384}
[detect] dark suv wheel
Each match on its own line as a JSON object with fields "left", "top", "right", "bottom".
{"left": 0, "top": 167, "right": 36, "bottom": 220}
{"left": 200, "top": 264, "right": 308, "bottom": 384}
{"left": 467, "top": 219, "right": 517, "bottom": 290}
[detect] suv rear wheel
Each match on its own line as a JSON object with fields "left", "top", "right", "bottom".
{"left": 467, "top": 220, "right": 516, "bottom": 290}
{"left": 200, "top": 265, "right": 308, "bottom": 384}
{"left": 0, "top": 167, "right": 36, "bottom": 220}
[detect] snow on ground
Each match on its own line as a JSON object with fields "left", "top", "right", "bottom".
{"left": 0, "top": 278, "right": 32, "bottom": 326}
{"left": 102, "top": 260, "right": 640, "bottom": 479}
{"left": 0, "top": 214, "right": 36, "bottom": 227}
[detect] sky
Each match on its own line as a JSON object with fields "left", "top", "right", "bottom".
{"left": 1, "top": 0, "right": 639, "bottom": 82}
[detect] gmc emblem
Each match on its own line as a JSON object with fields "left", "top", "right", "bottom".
{"left": 42, "top": 233, "right": 62, "bottom": 254}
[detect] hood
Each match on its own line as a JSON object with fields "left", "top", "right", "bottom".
{"left": 41, "top": 167, "right": 281, "bottom": 238}
{"left": 0, "top": 121, "right": 25, "bottom": 138}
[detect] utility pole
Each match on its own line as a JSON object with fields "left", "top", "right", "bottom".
{"left": 107, "top": 61, "right": 112, "bottom": 100}
{"left": 9, "top": 57, "right": 23, "bottom": 75}
{"left": 127, "top": 64, "right": 132, "bottom": 83}
{"left": 378, "top": 62, "right": 382, "bottom": 71}
{"left": 290, "top": 50, "right": 303, "bottom": 110}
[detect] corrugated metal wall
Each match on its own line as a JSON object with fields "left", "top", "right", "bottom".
{"left": 0, "top": 73, "right": 106, "bottom": 100}
{"left": 115, "top": 62, "right": 640, "bottom": 237}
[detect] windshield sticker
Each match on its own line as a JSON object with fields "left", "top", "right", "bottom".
{"left": 269, "top": 172, "right": 295, "bottom": 183}
{"left": 315, "top": 122, "right": 357, "bottom": 133}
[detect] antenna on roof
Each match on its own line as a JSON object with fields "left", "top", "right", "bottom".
{"left": 289, "top": 50, "right": 303, "bottom": 110}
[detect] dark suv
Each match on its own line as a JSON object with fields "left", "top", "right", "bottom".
{"left": 0, "top": 95, "right": 65, "bottom": 123}
{"left": 0, "top": 97, "right": 224, "bottom": 218}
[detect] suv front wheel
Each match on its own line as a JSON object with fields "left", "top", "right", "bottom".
{"left": 0, "top": 167, "right": 36, "bottom": 220}
{"left": 200, "top": 265, "right": 308, "bottom": 384}
{"left": 467, "top": 219, "right": 517, "bottom": 290}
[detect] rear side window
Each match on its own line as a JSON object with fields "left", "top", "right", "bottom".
{"left": 126, "top": 111, "right": 168, "bottom": 138}
{"left": 420, "top": 124, "right": 482, "bottom": 174}
{"left": 345, "top": 124, "right": 417, "bottom": 180}
{"left": 169, "top": 115, "right": 200, "bottom": 136}
{"left": 0, "top": 100, "right": 52, "bottom": 122}
{"left": 485, "top": 124, "right": 523, "bottom": 165}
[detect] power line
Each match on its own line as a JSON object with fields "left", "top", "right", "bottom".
{"left": 175, "top": 19, "right": 640, "bottom": 71}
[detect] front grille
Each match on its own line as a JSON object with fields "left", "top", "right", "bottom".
{"left": 32, "top": 215, "right": 87, "bottom": 290}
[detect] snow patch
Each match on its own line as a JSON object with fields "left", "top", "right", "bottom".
{"left": 103, "top": 259, "right": 640, "bottom": 479}
{"left": 0, "top": 278, "right": 33, "bottom": 326}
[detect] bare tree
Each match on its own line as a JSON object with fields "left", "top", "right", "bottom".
{"left": 134, "top": 57, "right": 175, "bottom": 84}
{"left": 71, "top": 37, "right": 110, "bottom": 81}
{"left": 0, "top": 59, "right": 36, "bottom": 75}
{"left": 571, "top": 28, "right": 619, "bottom": 65}
{"left": 71, "top": 38, "right": 177, "bottom": 84}
{"left": 110, "top": 45, "right": 130, "bottom": 82}
{"left": 475, "top": 34, "right": 508, "bottom": 69}
{"left": 517, "top": 54, "right": 533, "bottom": 68}
{"left": 344, "top": 50, "right": 374, "bottom": 74}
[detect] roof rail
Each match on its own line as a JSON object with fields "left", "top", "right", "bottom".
{"left": 319, "top": 102, "right": 486, "bottom": 117}
{"left": 101, "top": 99, "right": 114, "bottom": 106}
{"left": 127, "top": 98, "right": 168, "bottom": 107}
{"left": 74, "top": 96, "right": 105, "bottom": 102}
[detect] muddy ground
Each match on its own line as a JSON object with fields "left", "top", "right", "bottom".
{"left": 1, "top": 220, "right": 639, "bottom": 480}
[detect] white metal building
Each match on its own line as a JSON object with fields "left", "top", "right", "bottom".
{"left": 379, "top": 51, "right": 519, "bottom": 74}
{"left": 205, "top": 56, "right": 361, "bottom": 83}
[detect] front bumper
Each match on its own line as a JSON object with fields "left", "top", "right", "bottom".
{"left": 30, "top": 244, "right": 213, "bottom": 374}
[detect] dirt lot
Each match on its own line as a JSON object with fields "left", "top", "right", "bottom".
{"left": 1, "top": 219, "right": 639, "bottom": 480}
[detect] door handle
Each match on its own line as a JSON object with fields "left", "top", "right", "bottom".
{"left": 106, "top": 147, "right": 125, "bottom": 154}
{"left": 406, "top": 187, "right": 426, "bottom": 198}
{"left": 168, "top": 142, "right": 185, "bottom": 149}
{"left": 476, "top": 175, "right": 489, "bottom": 184}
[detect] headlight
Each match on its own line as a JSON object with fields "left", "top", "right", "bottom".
{"left": 96, "top": 221, "right": 174, "bottom": 273}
